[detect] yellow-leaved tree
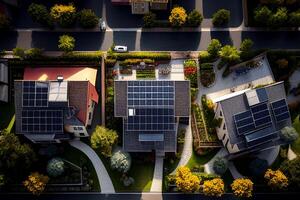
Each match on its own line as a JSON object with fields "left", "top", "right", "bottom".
{"left": 264, "top": 169, "right": 289, "bottom": 190}
{"left": 231, "top": 178, "right": 254, "bottom": 198}
{"left": 202, "top": 178, "right": 225, "bottom": 197}
{"left": 23, "top": 172, "right": 49, "bottom": 196}
{"left": 169, "top": 7, "right": 187, "bottom": 27}
{"left": 175, "top": 166, "right": 200, "bottom": 193}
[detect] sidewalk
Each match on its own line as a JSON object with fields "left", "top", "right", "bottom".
{"left": 69, "top": 140, "right": 115, "bottom": 193}
{"left": 150, "top": 156, "right": 164, "bottom": 192}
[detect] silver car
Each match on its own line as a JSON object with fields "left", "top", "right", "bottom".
{"left": 113, "top": 46, "right": 128, "bottom": 52}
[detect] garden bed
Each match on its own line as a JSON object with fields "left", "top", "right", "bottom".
{"left": 136, "top": 69, "right": 156, "bottom": 79}
{"left": 200, "top": 63, "right": 215, "bottom": 87}
{"left": 107, "top": 52, "right": 171, "bottom": 61}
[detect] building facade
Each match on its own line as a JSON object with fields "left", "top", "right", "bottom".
{"left": 111, "top": 0, "right": 169, "bottom": 14}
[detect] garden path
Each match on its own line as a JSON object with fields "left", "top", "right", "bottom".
{"left": 150, "top": 156, "right": 164, "bottom": 192}
{"left": 69, "top": 140, "right": 115, "bottom": 193}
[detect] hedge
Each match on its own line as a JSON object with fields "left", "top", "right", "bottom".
{"left": 107, "top": 52, "right": 171, "bottom": 61}
{"left": 119, "top": 59, "right": 155, "bottom": 67}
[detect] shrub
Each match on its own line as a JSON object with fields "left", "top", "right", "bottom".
{"left": 0, "top": 13, "right": 10, "bottom": 30}
{"left": 28, "top": 3, "right": 53, "bottom": 28}
{"left": 231, "top": 178, "right": 254, "bottom": 198}
{"left": 175, "top": 166, "right": 200, "bottom": 193}
{"left": 23, "top": 172, "right": 49, "bottom": 196}
{"left": 280, "top": 157, "right": 300, "bottom": 188}
{"left": 58, "top": 35, "right": 75, "bottom": 52}
{"left": 280, "top": 126, "right": 299, "bottom": 142}
{"left": 254, "top": 6, "right": 272, "bottom": 26}
{"left": 202, "top": 178, "right": 225, "bottom": 197}
{"left": 212, "top": 9, "right": 230, "bottom": 27}
{"left": 249, "top": 158, "right": 268, "bottom": 177}
{"left": 50, "top": 4, "right": 76, "bottom": 27}
{"left": 187, "top": 10, "right": 203, "bottom": 27}
{"left": 143, "top": 12, "right": 156, "bottom": 28}
{"left": 200, "top": 63, "right": 213, "bottom": 70}
{"left": 25, "top": 48, "right": 44, "bottom": 59}
{"left": 13, "top": 47, "right": 26, "bottom": 59}
{"left": 264, "top": 169, "right": 289, "bottom": 190}
{"left": 169, "top": 7, "right": 187, "bottom": 28}
{"left": 213, "top": 157, "right": 228, "bottom": 175}
{"left": 105, "top": 59, "right": 117, "bottom": 68}
{"left": 199, "top": 51, "right": 214, "bottom": 63}
{"left": 47, "top": 158, "right": 65, "bottom": 177}
{"left": 267, "top": 7, "right": 288, "bottom": 28}
{"left": 289, "top": 10, "right": 300, "bottom": 27}
{"left": 110, "top": 150, "right": 131, "bottom": 173}
{"left": 219, "top": 45, "right": 240, "bottom": 63}
{"left": 240, "top": 38, "right": 254, "bottom": 52}
{"left": 207, "top": 39, "right": 222, "bottom": 58}
{"left": 78, "top": 9, "right": 99, "bottom": 28}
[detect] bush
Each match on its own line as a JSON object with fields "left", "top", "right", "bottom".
{"left": 240, "top": 38, "right": 254, "bottom": 52}
{"left": 23, "top": 172, "right": 49, "bottom": 196}
{"left": 212, "top": 9, "right": 230, "bottom": 27}
{"left": 58, "top": 35, "right": 75, "bottom": 52}
{"left": 213, "top": 157, "right": 228, "bottom": 175}
{"left": 110, "top": 150, "right": 131, "bottom": 173}
{"left": 280, "top": 157, "right": 300, "bottom": 188}
{"left": 47, "top": 158, "right": 65, "bottom": 177}
{"left": 143, "top": 12, "right": 156, "bottom": 28}
{"left": 289, "top": 10, "right": 300, "bottom": 27}
{"left": 50, "top": 4, "right": 76, "bottom": 27}
{"left": 249, "top": 158, "right": 268, "bottom": 177}
{"left": 264, "top": 169, "right": 289, "bottom": 190}
{"left": 267, "top": 7, "right": 288, "bottom": 28}
{"left": 105, "top": 59, "right": 117, "bottom": 67}
{"left": 219, "top": 45, "right": 240, "bottom": 63}
{"left": 78, "top": 9, "right": 99, "bottom": 28}
{"left": 28, "top": 3, "right": 53, "bottom": 28}
{"left": 0, "top": 13, "right": 10, "bottom": 30}
{"left": 169, "top": 7, "right": 187, "bottom": 28}
{"left": 200, "top": 63, "right": 213, "bottom": 70}
{"left": 254, "top": 6, "right": 272, "bottom": 26}
{"left": 13, "top": 47, "right": 25, "bottom": 59}
{"left": 207, "top": 39, "right": 222, "bottom": 58}
{"left": 199, "top": 51, "right": 215, "bottom": 63}
{"left": 231, "top": 178, "right": 254, "bottom": 198}
{"left": 187, "top": 10, "right": 203, "bottom": 27}
{"left": 280, "top": 126, "right": 299, "bottom": 142}
{"left": 175, "top": 167, "right": 200, "bottom": 193}
{"left": 202, "top": 178, "right": 225, "bottom": 197}
{"left": 25, "top": 48, "right": 44, "bottom": 59}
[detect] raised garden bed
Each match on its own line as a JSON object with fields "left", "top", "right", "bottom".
{"left": 200, "top": 63, "right": 215, "bottom": 88}
{"left": 136, "top": 69, "right": 156, "bottom": 79}
{"left": 184, "top": 59, "right": 198, "bottom": 88}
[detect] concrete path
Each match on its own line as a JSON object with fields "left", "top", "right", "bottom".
{"left": 204, "top": 148, "right": 228, "bottom": 174}
{"left": 171, "top": 119, "right": 193, "bottom": 174}
{"left": 228, "top": 161, "right": 244, "bottom": 179}
{"left": 150, "top": 156, "right": 164, "bottom": 192}
{"left": 69, "top": 140, "right": 115, "bottom": 193}
{"left": 288, "top": 145, "right": 297, "bottom": 160}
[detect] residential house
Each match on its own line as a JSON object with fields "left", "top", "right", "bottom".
{"left": 111, "top": 0, "right": 169, "bottom": 14}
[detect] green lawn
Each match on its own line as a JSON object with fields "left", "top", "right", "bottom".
{"left": 0, "top": 103, "right": 15, "bottom": 130}
{"left": 186, "top": 148, "right": 220, "bottom": 169}
{"left": 292, "top": 115, "right": 300, "bottom": 155}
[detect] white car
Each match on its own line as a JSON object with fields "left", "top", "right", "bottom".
{"left": 99, "top": 19, "right": 106, "bottom": 31}
{"left": 114, "top": 46, "right": 128, "bottom": 52}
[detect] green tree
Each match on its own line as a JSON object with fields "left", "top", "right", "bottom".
{"left": 213, "top": 157, "right": 228, "bottom": 175}
{"left": 78, "top": 9, "right": 99, "bottom": 28}
{"left": 267, "top": 7, "right": 288, "bottom": 28}
{"left": 28, "top": 3, "right": 53, "bottom": 27}
{"left": 58, "top": 35, "right": 75, "bottom": 52}
{"left": 240, "top": 38, "right": 254, "bottom": 52}
{"left": 207, "top": 39, "right": 222, "bottom": 58}
{"left": 47, "top": 158, "right": 65, "bottom": 177}
{"left": 212, "top": 9, "right": 230, "bottom": 27}
{"left": 219, "top": 45, "right": 240, "bottom": 63}
{"left": 143, "top": 12, "right": 156, "bottom": 28}
{"left": 25, "top": 48, "right": 44, "bottom": 59}
{"left": 23, "top": 172, "right": 49, "bottom": 196}
{"left": 169, "top": 7, "right": 187, "bottom": 28}
{"left": 280, "top": 157, "right": 300, "bottom": 188}
{"left": 231, "top": 178, "right": 254, "bottom": 198}
{"left": 289, "top": 10, "right": 300, "bottom": 27}
{"left": 0, "top": 130, "right": 36, "bottom": 171}
{"left": 91, "top": 126, "right": 118, "bottom": 157}
{"left": 175, "top": 166, "right": 200, "bottom": 193}
{"left": 254, "top": 6, "right": 272, "bottom": 26}
{"left": 0, "top": 13, "right": 10, "bottom": 30}
{"left": 202, "top": 178, "right": 225, "bottom": 197}
{"left": 280, "top": 126, "right": 299, "bottom": 143}
{"left": 110, "top": 150, "right": 131, "bottom": 173}
{"left": 50, "top": 4, "right": 76, "bottom": 27}
{"left": 187, "top": 10, "right": 203, "bottom": 27}
{"left": 264, "top": 169, "right": 289, "bottom": 190}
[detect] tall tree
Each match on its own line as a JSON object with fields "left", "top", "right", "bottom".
{"left": 207, "top": 39, "right": 222, "bottom": 58}
{"left": 219, "top": 45, "right": 240, "bottom": 63}
{"left": 58, "top": 35, "right": 75, "bottom": 52}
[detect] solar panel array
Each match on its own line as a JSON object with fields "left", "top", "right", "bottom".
{"left": 21, "top": 110, "right": 63, "bottom": 133}
{"left": 234, "top": 111, "right": 255, "bottom": 135}
{"left": 250, "top": 103, "right": 272, "bottom": 128}
{"left": 23, "top": 81, "right": 48, "bottom": 107}
{"left": 271, "top": 99, "right": 290, "bottom": 123}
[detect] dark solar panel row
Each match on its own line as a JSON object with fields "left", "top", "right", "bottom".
{"left": 126, "top": 123, "right": 174, "bottom": 131}
{"left": 234, "top": 111, "right": 251, "bottom": 121}
{"left": 128, "top": 87, "right": 174, "bottom": 93}
{"left": 273, "top": 106, "right": 288, "bottom": 116}
{"left": 253, "top": 109, "right": 270, "bottom": 120}
{"left": 128, "top": 99, "right": 174, "bottom": 106}
{"left": 237, "top": 123, "right": 256, "bottom": 135}
{"left": 127, "top": 116, "right": 175, "bottom": 124}
{"left": 135, "top": 108, "right": 174, "bottom": 116}
{"left": 246, "top": 131, "right": 276, "bottom": 147}
{"left": 128, "top": 92, "right": 174, "bottom": 99}
{"left": 275, "top": 112, "right": 290, "bottom": 122}
{"left": 250, "top": 103, "right": 268, "bottom": 113}
{"left": 236, "top": 117, "right": 253, "bottom": 127}
{"left": 23, "top": 81, "right": 49, "bottom": 107}
{"left": 128, "top": 81, "right": 174, "bottom": 87}
{"left": 254, "top": 116, "right": 272, "bottom": 127}
{"left": 271, "top": 99, "right": 286, "bottom": 109}
{"left": 271, "top": 99, "right": 290, "bottom": 123}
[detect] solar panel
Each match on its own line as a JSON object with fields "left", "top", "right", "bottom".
{"left": 234, "top": 111, "right": 251, "bottom": 121}
{"left": 254, "top": 116, "right": 272, "bottom": 127}
{"left": 271, "top": 99, "right": 286, "bottom": 109}
{"left": 275, "top": 112, "right": 290, "bottom": 122}
{"left": 253, "top": 109, "right": 269, "bottom": 120}
{"left": 250, "top": 103, "right": 268, "bottom": 113}
{"left": 236, "top": 117, "right": 253, "bottom": 127}
{"left": 271, "top": 99, "right": 290, "bottom": 123}
{"left": 237, "top": 123, "right": 256, "bottom": 135}
{"left": 245, "top": 127, "right": 277, "bottom": 147}
{"left": 273, "top": 106, "right": 288, "bottom": 115}
{"left": 23, "top": 81, "right": 48, "bottom": 107}
{"left": 256, "top": 88, "right": 268, "bottom": 102}
{"left": 139, "top": 134, "right": 164, "bottom": 142}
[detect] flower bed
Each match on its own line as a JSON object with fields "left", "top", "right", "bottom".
{"left": 200, "top": 63, "right": 215, "bottom": 88}
{"left": 184, "top": 59, "right": 198, "bottom": 88}
{"left": 119, "top": 66, "right": 133, "bottom": 75}
{"left": 119, "top": 59, "right": 155, "bottom": 67}
{"left": 136, "top": 69, "right": 156, "bottom": 79}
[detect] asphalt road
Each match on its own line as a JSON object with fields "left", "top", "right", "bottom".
{"left": 1, "top": 30, "right": 300, "bottom": 51}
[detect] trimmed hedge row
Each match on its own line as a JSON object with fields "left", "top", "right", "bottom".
{"left": 119, "top": 59, "right": 154, "bottom": 67}
{"left": 107, "top": 52, "right": 171, "bottom": 61}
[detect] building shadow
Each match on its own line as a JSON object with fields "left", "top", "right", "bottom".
{"left": 0, "top": 31, "right": 17, "bottom": 50}
{"left": 210, "top": 31, "right": 233, "bottom": 46}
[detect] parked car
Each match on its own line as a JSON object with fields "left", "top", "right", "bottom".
{"left": 114, "top": 46, "right": 128, "bottom": 52}
{"left": 99, "top": 19, "right": 106, "bottom": 31}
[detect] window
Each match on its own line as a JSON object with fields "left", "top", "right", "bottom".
{"left": 223, "top": 124, "right": 226, "bottom": 130}
{"left": 73, "top": 127, "right": 78, "bottom": 131}
{"left": 79, "top": 133, "right": 85, "bottom": 137}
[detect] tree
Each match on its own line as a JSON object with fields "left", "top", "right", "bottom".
{"left": 47, "top": 158, "right": 65, "bottom": 177}
{"left": 207, "top": 39, "right": 222, "bottom": 58}
{"left": 264, "top": 169, "right": 289, "bottom": 190}
{"left": 50, "top": 4, "right": 76, "bottom": 27}
{"left": 91, "top": 126, "right": 118, "bottom": 157}
{"left": 28, "top": 3, "right": 53, "bottom": 27}
{"left": 23, "top": 172, "right": 49, "bottom": 196}
{"left": 78, "top": 9, "right": 99, "bottom": 28}
{"left": 0, "top": 130, "right": 36, "bottom": 171}
{"left": 58, "top": 35, "right": 75, "bottom": 52}
{"left": 202, "top": 178, "right": 225, "bottom": 197}
{"left": 175, "top": 166, "right": 200, "bottom": 193}
{"left": 213, "top": 157, "right": 228, "bottom": 175}
{"left": 267, "top": 7, "right": 288, "bottom": 28}
{"left": 240, "top": 38, "right": 254, "bottom": 52}
{"left": 169, "top": 7, "right": 187, "bottom": 28}
{"left": 289, "top": 10, "right": 300, "bottom": 27}
{"left": 143, "top": 12, "right": 156, "bottom": 28}
{"left": 231, "top": 178, "right": 254, "bottom": 198}
{"left": 110, "top": 150, "right": 131, "bottom": 173}
{"left": 254, "top": 6, "right": 272, "bottom": 26}
{"left": 219, "top": 45, "right": 240, "bottom": 63}
{"left": 212, "top": 9, "right": 230, "bottom": 27}
{"left": 249, "top": 158, "right": 268, "bottom": 177}
{"left": 25, "top": 48, "right": 44, "bottom": 59}
{"left": 280, "top": 157, "right": 300, "bottom": 188}
{"left": 187, "top": 10, "right": 203, "bottom": 27}
{"left": 0, "top": 13, "right": 10, "bottom": 30}
{"left": 280, "top": 126, "right": 299, "bottom": 142}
